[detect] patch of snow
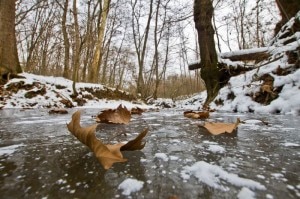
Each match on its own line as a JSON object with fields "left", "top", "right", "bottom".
{"left": 154, "top": 153, "right": 169, "bottom": 162}
{"left": 56, "top": 179, "right": 67, "bottom": 185}
{"left": 202, "top": 140, "right": 218, "bottom": 145}
{"left": 281, "top": 142, "right": 299, "bottom": 147}
{"left": 169, "top": 156, "right": 179, "bottom": 161}
{"left": 181, "top": 161, "right": 266, "bottom": 191}
{"left": 0, "top": 144, "right": 25, "bottom": 156}
{"left": 118, "top": 178, "right": 144, "bottom": 196}
{"left": 271, "top": 173, "right": 284, "bottom": 179}
{"left": 237, "top": 187, "right": 256, "bottom": 199}
{"left": 207, "top": 145, "right": 225, "bottom": 153}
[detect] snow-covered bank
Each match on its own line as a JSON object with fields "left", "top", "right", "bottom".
{"left": 210, "top": 12, "right": 300, "bottom": 115}
{"left": 178, "top": 12, "right": 300, "bottom": 115}
{"left": 0, "top": 73, "right": 152, "bottom": 110}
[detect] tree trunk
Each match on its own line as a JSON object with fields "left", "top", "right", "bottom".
{"left": 131, "top": 0, "right": 154, "bottom": 98}
{"left": 89, "top": 0, "right": 110, "bottom": 83}
{"left": 62, "top": 0, "right": 70, "bottom": 79}
{"left": 72, "top": 0, "right": 80, "bottom": 96}
{"left": 275, "top": 0, "right": 300, "bottom": 34}
{"left": 0, "top": 0, "right": 21, "bottom": 77}
{"left": 194, "top": 0, "right": 220, "bottom": 107}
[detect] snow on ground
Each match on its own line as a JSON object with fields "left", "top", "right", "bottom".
{"left": 154, "top": 153, "right": 169, "bottom": 162}
{"left": 0, "top": 144, "right": 25, "bottom": 156}
{"left": 176, "top": 12, "right": 300, "bottom": 115}
{"left": 181, "top": 161, "right": 266, "bottom": 192}
{"left": 207, "top": 144, "right": 225, "bottom": 154}
{"left": 237, "top": 187, "right": 256, "bottom": 199}
{"left": 0, "top": 72, "right": 153, "bottom": 110}
{"left": 118, "top": 178, "right": 144, "bottom": 196}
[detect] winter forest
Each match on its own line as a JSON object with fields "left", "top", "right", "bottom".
{"left": 1, "top": 0, "right": 288, "bottom": 99}
{"left": 1, "top": 0, "right": 300, "bottom": 198}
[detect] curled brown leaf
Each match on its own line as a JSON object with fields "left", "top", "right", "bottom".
{"left": 67, "top": 111, "right": 148, "bottom": 169}
{"left": 96, "top": 104, "right": 131, "bottom": 124}
{"left": 198, "top": 118, "right": 240, "bottom": 135}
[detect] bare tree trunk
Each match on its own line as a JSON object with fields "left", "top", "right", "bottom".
{"left": 240, "top": 0, "right": 246, "bottom": 49}
{"left": 256, "top": 0, "right": 261, "bottom": 47}
{"left": 62, "top": 0, "right": 70, "bottom": 79}
{"left": 0, "top": 0, "right": 21, "bottom": 77}
{"left": 153, "top": 0, "right": 160, "bottom": 99}
{"left": 194, "top": 0, "right": 220, "bottom": 107}
{"left": 89, "top": 0, "right": 110, "bottom": 83}
{"left": 131, "top": 0, "right": 154, "bottom": 98}
{"left": 72, "top": 0, "right": 80, "bottom": 96}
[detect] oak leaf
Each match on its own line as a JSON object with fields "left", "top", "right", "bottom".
{"left": 198, "top": 118, "right": 240, "bottom": 135}
{"left": 120, "top": 128, "right": 148, "bottom": 151}
{"left": 96, "top": 104, "right": 131, "bottom": 124}
{"left": 184, "top": 110, "right": 209, "bottom": 119}
{"left": 67, "top": 111, "right": 148, "bottom": 169}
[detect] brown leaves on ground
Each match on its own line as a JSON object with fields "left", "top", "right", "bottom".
{"left": 184, "top": 110, "right": 209, "bottom": 119}
{"left": 130, "top": 107, "right": 145, "bottom": 115}
{"left": 198, "top": 118, "right": 240, "bottom": 135}
{"left": 67, "top": 111, "right": 148, "bottom": 169}
{"left": 96, "top": 104, "right": 131, "bottom": 124}
{"left": 49, "top": 108, "right": 68, "bottom": 114}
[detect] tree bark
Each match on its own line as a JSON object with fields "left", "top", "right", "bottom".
{"left": 275, "top": 0, "right": 300, "bottom": 35}
{"left": 131, "top": 0, "right": 154, "bottom": 98}
{"left": 72, "top": 0, "right": 80, "bottom": 96}
{"left": 194, "top": 0, "right": 220, "bottom": 106}
{"left": 0, "top": 0, "right": 21, "bottom": 77}
{"left": 62, "top": 0, "right": 70, "bottom": 79}
{"left": 89, "top": 0, "right": 110, "bottom": 83}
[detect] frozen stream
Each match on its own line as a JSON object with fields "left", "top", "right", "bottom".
{"left": 0, "top": 109, "right": 299, "bottom": 199}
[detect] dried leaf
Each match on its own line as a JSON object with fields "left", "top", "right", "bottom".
{"left": 184, "top": 110, "right": 209, "bottom": 119}
{"left": 49, "top": 108, "right": 68, "bottom": 114}
{"left": 96, "top": 104, "right": 131, "bottom": 124}
{"left": 67, "top": 111, "right": 127, "bottom": 169}
{"left": 67, "top": 111, "right": 148, "bottom": 169}
{"left": 121, "top": 128, "right": 148, "bottom": 151}
{"left": 198, "top": 118, "right": 240, "bottom": 135}
{"left": 131, "top": 107, "right": 145, "bottom": 115}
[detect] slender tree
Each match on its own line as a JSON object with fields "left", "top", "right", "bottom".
{"left": 131, "top": 0, "right": 154, "bottom": 98}
{"left": 89, "top": 0, "right": 111, "bottom": 83}
{"left": 194, "top": 0, "right": 220, "bottom": 106}
{"left": 61, "top": 0, "right": 71, "bottom": 79}
{"left": 0, "top": 0, "right": 22, "bottom": 78}
{"left": 72, "top": 0, "right": 80, "bottom": 96}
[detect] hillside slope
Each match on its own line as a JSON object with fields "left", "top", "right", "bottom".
{"left": 178, "top": 12, "right": 300, "bottom": 115}
{"left": 209, "top": 11, "right": 300, "bottom": 115}
{"left": 0, "top": 73, "right": 148, "bottom": 109}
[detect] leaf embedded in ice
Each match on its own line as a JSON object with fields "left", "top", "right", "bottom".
{"left": 184, "top": 110, "right": 209, "bottom": 119}
{"left": 67, "top": 111, "right": 148, "bottom": 169}
{"left": 198, "top": 118, "right": 240, "bottom": 135}
{"left": 67, "top": 111, "right": 126, "bottom": 169}
{"left": 96, "top": 104, "right": 131, "bottom": 124}
{"left": 120, "top": 128, "right": 148, "bottom": 151}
